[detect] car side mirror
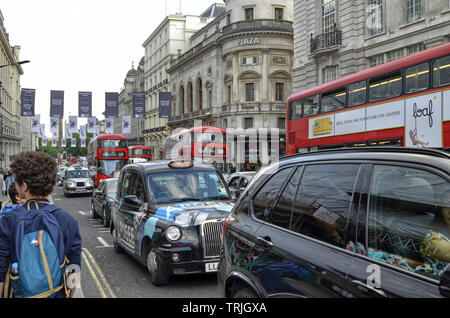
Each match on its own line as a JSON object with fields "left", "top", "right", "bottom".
{"left": 95, "top": 190, "right": 102, "bottom": 195}
{"left": 439, "top": 266, "right": 450, "bottom": 297}
{"left": 124, "top": 195, "right": 142, "bottom": 207}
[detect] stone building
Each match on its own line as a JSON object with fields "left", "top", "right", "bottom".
{"left": 292, "top": 0, "right": 450, "bottom": 93}
{"left": 113, "top": 58, "right": 146, "bottom": 145}
{"left": 0, "top": 10, "right": 26, "bottom": 169}
{"left": 167, "top": 0, "right": 294, "bottom": 170}
{"left": 142, "top": 3, "right": 225, "bottom": 159}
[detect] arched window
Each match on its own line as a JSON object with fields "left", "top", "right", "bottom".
{"left": 197, "top": 78, "right": 203, "bottom": 110}
{"left": 180, "top": 85, "right": 185, "bottom": 115}
{"left": 188, "top": 82, "right": 193, "bottom": 113}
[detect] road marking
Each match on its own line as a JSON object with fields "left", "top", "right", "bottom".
{"left": 97, "top": 236, "right": 112, "bottom": 248}
{"left": 78, "top": 211, "right": 89, "bottom": 216}
{"left": 82, "top": 248, "right": 117, "bottom": 298}
{"left": 81, "top": 251, "right": 107, "bottom": 298}
{"left": 98, "top": 230, "right": 110, "bottom": 233}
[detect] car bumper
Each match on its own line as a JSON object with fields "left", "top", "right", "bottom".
{"left": 65, "top": 187, "right": 94, "bottom": 194}
{"left": 157, "top": 246, "right": 220, "bottom": 275}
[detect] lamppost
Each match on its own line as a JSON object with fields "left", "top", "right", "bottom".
{"left": 0, "top": 60, "right": 31, "bottom": 169}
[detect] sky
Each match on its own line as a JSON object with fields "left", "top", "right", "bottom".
{"left": 1, "top": 0, "right": 223, "bottom": 136}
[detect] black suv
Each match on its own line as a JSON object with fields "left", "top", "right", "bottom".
{"left": 111, "top": 161, "right": 233, "bottom": 286}
{"left": 218, "top": 147, "right": 450, "bottom": 298}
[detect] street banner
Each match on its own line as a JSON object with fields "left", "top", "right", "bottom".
{"left": 159, "top": 92, "right": 172, "bottom": 118}
{"left": 52, "top": 130, "right": 59, "bottom": 139}
{"left": 105, "top": 92, "right": 119, "bottom": 118}
{"left": 61, "top": 138, "right": 66, "bottom": 148}
{"left": 71, "top": 138, "right": 77, "bottom": 147}
{"left": 78, "top": 91, "right": 92, "bottom": 118}
{"left": 94, "top": 126, "right": 100, "bottom": 138}
{"left": 66, "top": 123, "right": 72, "bottom": 139}
{"left": 133, "top": 92, "right": 146, "bottom": 118}
{"left": 87, "top": 117, "right": 97, "bottom": 133}
{"left": 51, "top": 139, "right": 57, "bottom": 147}
{"left": 38, "top": 124, "right": 45, "bottom": 138}
{"left": 21, "top": 88, "right": 35, "bottom": 116}
{"left": 42, "top": 137, "right": 47, "bottom": 147}
{"left": 81, "top": 138, "right": 86, "bottom": 148}
{"left": 105, "top": 118, "right": 114, "bottom": 134}
{"left": 50, "top": 116, "right": 60, "bottom": 134}
{"left": 80, "top": 125, "right": 87, "bottom": 139}
{"left": 122, "top": 115, "right": 131, "bottom": 134}
{"left": 50, "top": 90, "right": 64, "bottom": 118}
{"left": 69, "top": 116, "right": 78, "bottom": 134}
{"left": 31, "top": 115, "right": 40, "bottom": 133}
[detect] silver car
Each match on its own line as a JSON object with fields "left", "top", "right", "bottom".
{"left": 63, "top": 167, "right": 95, "bottom": 197}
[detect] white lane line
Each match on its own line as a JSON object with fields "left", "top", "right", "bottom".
{"left": 78, "top": 211, "right": 89, "bottom": 216}
{"left": 97, "top": 237, "right": 112, "bottom": 248}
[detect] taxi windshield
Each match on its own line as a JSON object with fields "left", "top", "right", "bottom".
{"left": 68, "top": 170, "right": 91, "bottom": 178}
{"left": 146, "top": 169, "right": 230, "bottom": 204}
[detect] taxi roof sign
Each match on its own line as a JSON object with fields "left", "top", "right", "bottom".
{"left": 168, "top": 161, "right": 194, "bottom": 169}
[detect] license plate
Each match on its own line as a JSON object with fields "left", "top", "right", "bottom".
{"left": 205, "top": 262, "right": 219, "bottom": 272}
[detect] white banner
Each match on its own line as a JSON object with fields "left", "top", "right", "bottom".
{"left": 42, "top": 137, "right": 47, "bottom": 147}
{"left": 122, "top": 116, "right": 131, "bottom": 134}
{"left": 52, "top": 130, "right": 59, "bottom": 139}
{"left": 31, "top": 115, "right": 40, "bottom": 133}
{"left": 66, "top": 123, "right": 72, "bottom": 139}
{"left": 69, "top": 116, "right": 78, "bottom": 134}
{"left": 93, "top": 126, "right": 100, "bottom": 138}
{"left": 61, "top": 138, "right": 67, "bottom": 148}
{"left": 335, "top": 108, "right": 366, "bottom": 136}
{"left": 105, "top": 118, "right": 114, "bottom": 135}
{"left": 71, "top": 138, "right": 77, "bottom": 147}
{"left": 81, "top": 138, "right": 86, "bottom": 148}
{"left": 79, "top": 125, "right": 87, "bottom": 139}
{"left": 51, "top": 139, "right": 57, "bottom": 147}
{"left": 366, "top": 100, "right": 404, "bottom": 132}
{"left": 50, "top": 116, "right": 60, "bottom": 133}
{"left": 38, "top": 124, "right": 45, "bottom": 138}
{"left": 88, "top": 117, "right": 97, "bottom": 133}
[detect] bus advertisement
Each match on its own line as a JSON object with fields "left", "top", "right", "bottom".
{"left": 286, "top": 42, "right": 450, "bottom": 155}
{"left": 88, "top": 134, "right": 129, "bottom": 186}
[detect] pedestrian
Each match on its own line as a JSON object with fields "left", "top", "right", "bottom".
{"left": 0, "top": 172, "right": 5, "bottom": 197}
{"left": 4, "top": 172, "right": 15, "bottom": 197}
{"left": 0, "top": 151, "right": 82, "bottom": 298}
{"left": 0, "top": 184, "right": 25, "bottom": 216}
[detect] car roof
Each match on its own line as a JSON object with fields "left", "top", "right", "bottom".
{"left": 67, "top": 166, "right": 89, "bottom": 171}
{"left": 123, "top": 161, "right": 218, "bottom": 173}
{"left": 278, "top": 147, "right": 450, "bottom": 171}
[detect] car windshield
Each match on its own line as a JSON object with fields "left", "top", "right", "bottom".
{"left": 68, "top": 170, "right": 91, "bottom": 178}
{"left": 98, "top": 159, "right": 127, "bottom": 176}
{"left": 146, "top": 169, "right": 230, "bottom": 204}
{"left": 106, "top": 181, "right": 117, "bottom": 195}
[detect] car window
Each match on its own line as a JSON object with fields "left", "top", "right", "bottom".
{"left": 290, "top": 164, "right": 361, "bottom": 249}
{"left": 131, "top": 174, "right": 145, "bottom": 202}
{"left": 252, "top": 168, "right": 294, "bottom": 221}
{"left": 258, "top": 167, "right": 302, "bottom": 230}
{"left": 229, "top": 177, "right": 240, "bottom": 188}
{"left": 239, "top": 178, "right": 249, "bottom": 188}
{"left": 367, "top": 165, "right": 450, "bottom": 281}
{"left": 107, "top": 181, "right": 118, "bottom": 195}
{"left": 120, "top": 172, "right": 133, "bottom": 199}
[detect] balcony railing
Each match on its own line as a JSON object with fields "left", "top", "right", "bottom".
{"left": 222, "top": 19, "right": 293, "bottom": 35}
{"left": 310, "top": 30, "right": 342, "bottom": 55}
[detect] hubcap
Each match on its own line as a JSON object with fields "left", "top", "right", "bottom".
{"left": 147, "top": 250, "right": 157, "bottom": 276}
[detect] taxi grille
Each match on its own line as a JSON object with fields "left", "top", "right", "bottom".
{"left": 201, "top": 220, "right": 223, "bottom": 258}
{"left": 77, "top": 182, "right": 85, "bottom": 187}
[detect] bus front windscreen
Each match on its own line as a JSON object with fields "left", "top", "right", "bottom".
{"left": 98, "top": 159, "right": 127, "bottom": 177}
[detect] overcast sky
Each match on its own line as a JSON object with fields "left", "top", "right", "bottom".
{"left": 1, "top": 0, "right": 223, "bottom": 136}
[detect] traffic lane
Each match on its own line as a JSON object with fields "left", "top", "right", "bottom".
{"left": 53, "top": 186, "right": 220, "bottom": 298}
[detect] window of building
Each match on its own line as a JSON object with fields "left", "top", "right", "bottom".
{"left": 291, "top": 164, "right": 361, "bottom": 248}
{"left": 245, "top": 8, "right": 254, "bottom": 21}
{"left": 227, "top": 13, "right": 231, "bottom": 25}
{"left": 275, "top": 7, "right": 284, "bottom": 20}
{"left": 289, "top": 100, "right": 302, "bottom": 121}
{"left": 321, "top": 86, "right": 347, "bottom": 113}
{"left": 369, "top": 70, "right": 402, "bottom": 102}
{"left": 323, "top": 65, "right": 338, "bottom": 83}
{"left": 407, "top": 43, "right": 426, "bottom": 55}
{"left": 275, "top": 83, "right": 284, "bottom": 101}
{"left": 278, "top": 117, "right": 286, "bottom": 130}
{"left": 406, "top": 0, "right": 422, "bottom": 23}
{"left": 367, "top": 165, "right": 450, "bottom": 280}
{"left": 223, "top": 119, "right": 228, "bottom": 128}
{"left": 433, "top": 55, "right": 450, "bottom": 88}
{"left": 387, "top": 49, "right": 404, "bottom": 62}
{"left": 405, "top": 62, "right": 430, "bottom": 94}
{"left": 368, "top": 0, "right": 384, "bottom": 36}
{"left": 242, "top": 56, "right": 259, "bottom": 66}
{"left": 245, "top": 83, "right": 255, "bottom": 102}
{"left": 369, "top": 54, "right": 385, "bottom": 68}
{"left": 252, "top": 167, "right": 295, "bottom": 222}
{"left": 244, "top": 117, "right": 254, "bottom": 129}
{"left": 304, "top": 95, "right": 320, "bottom": 117}
{"left": 348, "top": 80, "right": 367, "bottom": 107}
{"left": 321, "top": 0, "right": 337, "bottom": 34}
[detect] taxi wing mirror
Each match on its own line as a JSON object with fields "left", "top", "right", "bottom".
{"left": 439, "top": 265, "right": 450, "bottom": 297}
{"left": 124, "top": 195, "right": 142, "bottom": 207}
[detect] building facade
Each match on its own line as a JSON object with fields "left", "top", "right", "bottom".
{"left": 292, "top": 0, "right": 450, "bottom": 93}
{"left": 0, "top": 10, "right": 25, "bottom": 169}
{"left": 167, "top": 0, "right": 294, "bottom": 171}
{"left": 142, "top": 4, "right": 225, "bottom": 159}
{"left": 113, "top": 59, "right": 146, "bottom": 145}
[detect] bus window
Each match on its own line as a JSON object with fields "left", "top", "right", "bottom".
{"left": 348, "top": 80, "right": 367, "bottom": 107}
{"left": 433, "top": 55, "right": 450, "bottom": 88}
{"left": 303, "top": 94, "right": 319, "bottom": 117}
{"left": 405, "top": 62, "right": 430, "bottom": 94}
{"left": 289, "top": 99, "right": 303, "bottom": 120}
{"left": 369, "top": 70, "right": 402, "bottom": 102}
{"left": 321, "top": 87, "right": 346, "bottom": 113}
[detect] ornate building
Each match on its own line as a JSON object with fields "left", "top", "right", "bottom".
{"left": 167, "top": 0, "right": 294, "bottom": 170}
{"left": 0, "top": 10, "right": 26, "bottom": 169}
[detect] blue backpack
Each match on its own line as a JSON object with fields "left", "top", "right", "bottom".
{"left": 9, "top": 202, "right": 69, "bottom": 298}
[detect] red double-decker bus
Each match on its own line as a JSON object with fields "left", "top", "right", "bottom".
{"left": 286, "top": 42, "right": 450, "bottom": 155}
{"left": 129, "top": 145, "right": 153, "bottom": 162}
{"left": 88, "top": 134, "right": 129, "bottom": 186}
{"left": 162, "top": 126, "right": 229, "bottom": 172}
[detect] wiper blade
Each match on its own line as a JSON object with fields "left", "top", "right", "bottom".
{"left": 205, "top": 196, "right": 230, "bottom": 200}
{"left": 166, "top": 198, "right": 202, "bottom": 203}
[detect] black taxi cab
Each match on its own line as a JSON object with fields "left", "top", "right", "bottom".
{"left": 110, "top": 160, "right": 234, "bottom": 286}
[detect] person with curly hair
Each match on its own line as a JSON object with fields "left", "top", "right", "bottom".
{"left": 0, "top": 151, "right": 82, "bottom": 298}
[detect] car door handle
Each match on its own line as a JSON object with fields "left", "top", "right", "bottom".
{"left": 257, "top": 236, "right": 274, "bottom": 249}
{"left": 351, "top": 280, "right": 387, "bottom": 297}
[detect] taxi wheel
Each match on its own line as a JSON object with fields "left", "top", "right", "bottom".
{"left": 112, "top": 225, "right": 124, "bottom": 254}
{"left": 91, "top": 201, "right": 98, "bottom": 219}
{"left": 147, "top": 247, "right": 169, "bottom": 286}
{"left": 102, "top": 207, "right": 110, "bottom": 228}
{"left": 233, "top": 287, "right": 258, "bottom": 298}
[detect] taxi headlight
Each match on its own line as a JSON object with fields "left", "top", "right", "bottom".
{"left": 67, "top": 181, "right": 76, "bottom": 188}
{"left": 166, "top": 226, "right": 182, "bottom": 241}
{"left": 86, "top": 180, "right": 94, "bottom": 186}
